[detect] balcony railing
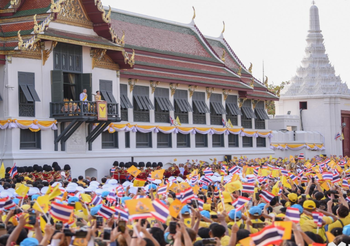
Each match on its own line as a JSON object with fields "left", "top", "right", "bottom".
{"left": 50, "top": 101, "right": 119, "bottom": 120}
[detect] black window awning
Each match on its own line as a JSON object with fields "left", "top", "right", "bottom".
{"left": 175, "top": 98, "right": 192, "bottom": 112}
{"left": 241, "top": 106, "right": 256, "bottom": 119}
{"left": 120, "top": 94, "right": 133, "bottom": 109}
{"left": 193, "top": 100, "right": 210, "bottom": 114}
{"left": 155, "top": 97, "right": 174, "bottom": 111}
{"left": 20, "top": 84, "right": 41, "bottom": 102}
{"left": 210, "top": 101, "right": 226, "bottom": 115}
{"left": 134, "top": 95, "right": 154, "bottom": 110}
{"left": 255, "top": 108, "right": 269, "bottom": 120}
{"left": 226, "top": 103, "right": 241, "bottom": 115}
{"left": 101, "top": 90, "right": 117, "bottom": 104}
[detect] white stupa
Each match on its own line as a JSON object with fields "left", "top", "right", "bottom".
{"left": 274, "top": 2, "right": 350, "bottom": 156}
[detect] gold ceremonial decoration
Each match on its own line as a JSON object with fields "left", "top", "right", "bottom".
{"left": 90, "top": 48, "right": 107, "bottom": 69}
{"left": 248, "top": 62, "right": 252, "bottom": 73}
{"left": 50, "top": 0, "right": 65, "bottom": 13}
{"left": 238, "top": 98, "right": 247, "bottom": 108}
{"left": 42, "top": 41, "right": 58, "bottom": 65}
{"left": 33, "top": 14, "right": 40, "bottom": 34}
{"left": 188, "top": 85, "right": 197, "bottom": 98}
{"left": 237, "top": 66, "right": 242, "bottom": 76}
{"left": 252, "top": 99, "right": 261, "bottom": 109}
{"left": 102, "top": 5, "right": 112, "bottom": 24}
{"left": 250, "top": 77, "right": 254, "bottom": 88}
{"left": 17, "top": 30, "right": 23, "bottom": 50}
{"left": 264, "top": 76, "right": 268, "bottom": 87}
{"left": 128, "top": 79, "right": 138, "bottom": 93}
{"left": 206, "top": 87, "right": 214, "bottom": 100}
{"left": 10, "top": 0, "right": 20, "bottom": 8}
{"left": 56, "top": 0, "right": 92, "bottom": 28}
{"left": 150, "top": 81, "right": 160, "bottom": 94}
{"left": 94, "top": 0, "right": 104, "bottom": 12}
{"left": 222, "top": 89, "right": 232, "bottom": 101}
{"left": 170, "top": 83, "right": 179, "bottom": 96}
{"left": 222, "top": 21, "right": 225, "bottom": 34}
{"left": 128, "top": 49, "right": 135, "bottom": 67}
{"left": 109, "top": 28, "right": 125, "bottom": 46}
{"left": 192, "top": 6, "right": 196, "bottom": 20}
{"left": 221, "top": 50, "right": 226, "bottom": 62}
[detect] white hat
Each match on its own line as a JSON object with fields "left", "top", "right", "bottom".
{"left": 28, "top": 187, "right": 40, "bottom": 196}
{"left": 66, "top": 183, "right": 78, "bottom": 193}
{"left": 41, "top": 187, "right": 49, "bottom": 195}
{"left": 95, "top": 189, "right": 103, "bottom": 196}
{"left": 152, "top": 179, "right": 162, "bottom": 184}
{"left": 0, "top": 190, "right": 13, "bottom": 198}
{"left": 122, "top": 181, "right": 132, "bottom": 189}
{"left": 107, "top": 179, "right": 118, "bottom": 185}
{"left": 90, "top": 181, "right": 100, "bottom": 187}
{"left": 76, "top": 186, "right": 85, "bottom": 193}
{"left": 52, "top": 182, "right": 62, "bottom": 188}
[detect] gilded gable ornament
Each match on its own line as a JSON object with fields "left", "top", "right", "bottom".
{"left": 237, "top": 66, "right": 242, "bottom": 76}
{"left": 102, "top": 6, "right": 112, "bottom": 24}
{"left": 51, "top": 0, "right": 65, "bottom": 13}
{"left": 56, "top": 0, "right": 92, "bottom": 28}
{"left": 109, "top": 28, "right": 125, "bottom": 46}
{"left": 248, "top": 62, "right": 253, "bottom": 74}
{"left": 221, "top": 50, "right": 225, "bottom": 62}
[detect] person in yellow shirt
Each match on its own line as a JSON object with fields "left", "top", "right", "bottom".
{"left": 217, "top": 191, "right": 234, "bottom": 222}
{"left": 328, "top": 204, "right": 350, "bottom": 232}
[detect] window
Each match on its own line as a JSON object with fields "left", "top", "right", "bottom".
{"left": 53, "top": 43, "right": 82, "bottom": 72}
{"left": 177, "top": 133, "right": 190, "bottom": 148}
{"left": 20, "top": 129, "right": 41, "bottom": 149}
{"left": 174, "top": 90, "right": 192, "bottom": 124}
{"left": 226, "top": 95, "right": 240, "bottom": 126}
{"left": 255, "top": 101, "right": 269, "bottom": 129}
{"left": 299, "top": 101, "right": 307, "bottom": 110}
{"left": 212, "top": 134, "right": 224, "bottom": 147}
{"left": 242, "top": 136, "right": 253, "bottom": 147}
{"left": 155, "top": 88, "right": 174, "bottom": 123}
{"left": 100, "top": 80, "right": 117, "bottom": 104}
{"left": 193, "top": 92, "right": 209, "bottom": 124}
{"left": 63, "top": 73, "right": 77, "bottom": 101}
{"left": 257, "top": 137, "right": 266, "bottom": 147}
{"left": 18, "top": 72, "right": 40, "bottom": 117}
{"left": 157, "top": 132, "right": 172, "bottom": 148}
{"left": 195, "top": 134, "right": 208, "bottom": 148}
{"left": 228, "top": 134, "right": 239, "bottom": 147}
{"left": 120, "top": 84, "right": 132, "bottom": 121}
{"left": 241, "top": 100, "right": 255, "bottom": 129}
{"left": 102, "top": 131, "right": 118, "bottom": 149}
{"left": 133, "top": 86, "right": 154, "bottom": 122}
{"left": 136, "top": 132, "right": 152, "bottom": 148}
{"left": 210, "top": 94, "right": 226, "bottom": 125}
{"left": 125, "top": 131, "right": 130, "bottom": 148}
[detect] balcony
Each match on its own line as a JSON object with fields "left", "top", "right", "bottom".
{"left": 50, "top": 101, "right": 120, "bottom": 122}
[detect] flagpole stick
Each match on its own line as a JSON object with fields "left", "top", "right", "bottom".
{"left": 34, "top": 201, "right": 49, "bottom": 221}
{"left": 84, "top": 203, "right": 90, "bottom": 216}
{"left": 234, "top": 209, "right": 236, "bottom": 223}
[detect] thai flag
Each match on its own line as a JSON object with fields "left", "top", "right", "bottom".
{"left": 204, "top": 168, "right": 213, "bottom": 176}
{"left": 335, "top": 132, "right": 341, "bottom": 140}
{"left": 170, "top": 116, "right": 175, "bottom": 126}
{"left": 286, "top": 207, "right": 300, "bottom": 223}
{"left": 297, "top": 171, "right": 304, "bottom": 178}
{"left": 201, "top": 176, "right": 212, "bottom": 185}
{"left": 298, "top": 153, "right": 305, "bottom": 160}
{"left": 50, "top": 202, "right": 74, "bottom": 222}
{"left": 312, "top": 212, "right": 323, "bottom": 227}
{"left": 259, "top": 190, "right": 275, "bottom": 203}
{"left": 147, "top": 174, "right": 156, "bottom": 183}
{"left": 278, "top": 187, "right": 283, "bottom": 196}
{"left": 289, "top": 173, "right": 298, "bottom": 181}
{"left": 213, "top": 191, "right": 220, "bottom": 198}
{"left": 98, "top": 205, "right": 116, "bottom": 220}
{"left": 9, "top": 163, "right": 17, "bottom": 178}
{"left": 253, "top": 168, "right": 259, "bottom": 176}
{"left": 91, "top": 195, "right": 102, "bottom": 206}
{"left": 3, "top": 198, "right": 16, "bottom": 210}
{"left": 232, "top": 196, "right": 251, "bottom": 211}
{"left": 250, "top": 225, "right": 284, "bottom": 246}
{"left": 150, "top": 199, "right": 169, "bottom": 223}
{"left": 221, "top": 165, "right": 227, "bottom": 174}
{"left": 229, "top": 166, "right": 240, "bottom": 174}
{"left": 115, "top": 206, "right": 129, "bottom": 221}
{"left": 157, "top": 185, "right": 168, "bottom": 195}
{"left": 332, "top": 174, "right": 341, "bottom": 183}
{"left": 342, "top": 179, "right": 350, "bottom": 189}
{"left": 0, "top": 198, "right": 7, "bottom": 209}
{"left": 176, "top": 193, "right": 182, "bottom": 201}
{"left": 246, "top": 175, "right": 255, "bottom": 183}
{"left": 111, "top": 168, "right": 116, "bottom": 173}
{"left": 190, "top": 176, "right": 199, "bottom": 186}
{"left": 322, "top": 172, "right": 333, "bottom": 181}
{"left": 197, "top": 199, "right": 204, "bottom": 211}
{"left": 222, "top": 118, "right": 226, "bottom": 127}
{"left": 242, "top": 183, "right": 255, "bottom": 193}
{"left": 340, "top": 160, "right": 346, "bottom": 168}
{"left": 133, "top": 195, "right": 146, "bottom": 199}
{"left": 106, "top": 193, "right": 117, "bottom": 204}
{"left": 281, "top": 169, "right": 289, "bottom": 176}
{"left": 181, "top": 188, "right": 195, "bottom": 203}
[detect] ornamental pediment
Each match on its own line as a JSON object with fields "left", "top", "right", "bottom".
{"left": 55, "top": 0, "right": 93, "bottom": 28}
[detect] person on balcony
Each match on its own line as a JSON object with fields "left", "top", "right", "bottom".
{"left": 94, "top": 91, "right": 102, "bottom": 101}
{"left": 80, "top": 89, "right": 88, "bottom": 101}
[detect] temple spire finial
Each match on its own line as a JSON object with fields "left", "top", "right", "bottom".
{"left": 312, "top": 0, "right": 315, "bottom": 5}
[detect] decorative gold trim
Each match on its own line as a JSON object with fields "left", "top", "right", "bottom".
{"left": 238, "top": 98, "right": 247, "bottom": 108}
{"left": 221, "top": 21, "right": 225, "bottom": 34}
{"left": 94, "top": 54, "right": 119, "bottom": 71}
{"left": 33, "top": 15, "right": 40, "bottom": 34}
{"left": 10, "top": 0, "right": 21, "bottom": 8}
{"left": 109, "top": 28, "right": 125, "bottom": 46}
{"left": 17, "top": 30, "right": 23, "bottom": 50}
{"left": 56, "top": 0, "right": 93, "bottom": 28}
{"left": 95, "top": 0, "right": 104, "bottom": 12}
{"left": 102, "top": 5, "right": 112, "bottom": 24}
{"left": 248, "top": 62, "right": 252, "bottom": 74}
{"left": 170, "top": 83, "right": 179, "bottom": 96}
{"left": 90, "top": 48, "right": 107, "bottom": 69}
{"left": 206, "top": 87, "right": 214, "bottom": 100}
{"left": 188, "top": 85, "right": 197, "bottom": 98}
{"left": 128, "top": 78, "right": 138, "bottom": 93}
{"left": 264, "top": 76, "right": 268, "bottom": 87}
{"left": 122, "top": 49, "right": 135, "bottom": 67}
{"left": 252, "top": 99, "right": 261, "bottom": 109}
{"left": 6, "top": 56, "right": 12, "bottom": 64}
{"left": 250, "top": 77, "right": 254, "bottom": 89}
{"left": 12, "top": 50, "right": 41, "bottom": 60}
{"left": 42, "top": 41, "right": 58, "bottom": 65}
{"left": 222, "top": 89, "right": 232, "bottom": 101}
{"left": 150, "top": 81, "right": 160, "bottom": 94}
{"left": 237, "top": 66, "right": 242, "bottom": 76}
{"left": 37, "top": 34, "right": 124, "bottom": 52}
{"left": 192, "top": 6, "right": 196, "bottom": 20}
{"left": 50, "top": 0, "right": 65, "bottom": 13}
{"left": 221, "top": 49, "right": 225, "bottom": 62}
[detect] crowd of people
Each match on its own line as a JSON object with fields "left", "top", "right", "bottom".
{"left": 0, "top": 154, "right": 350, "bottom": 246}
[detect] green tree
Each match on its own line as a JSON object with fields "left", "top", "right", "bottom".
{"left": 266, "top": 81, "right": 290, "bottom": 115}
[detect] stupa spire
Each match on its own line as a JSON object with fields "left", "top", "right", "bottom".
{"left": 309, "top": 3, "right": 321, "bottom": 32}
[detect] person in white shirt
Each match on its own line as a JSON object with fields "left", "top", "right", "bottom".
{"left": 80, "top": 89, "right": 87, "bottom": 101}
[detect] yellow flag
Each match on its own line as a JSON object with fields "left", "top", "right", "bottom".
{"left": 33, "top": 195, "right": 50, "bottom": 213}
{"left": 179, "top": 182, "right": 190, "bottom": 191}
{"left": 48, "top": 186, "right": 62, "bottom": 200}
{"left": 169, "top": 199, "right": 184, "bottom": 218}
{"left": 192, "top": 185, "right": 199, "bottom": 195}
{"left": 45, "top": 185, "right": 52, "bottom": 195}
{"left": 238, "top": 237, "right": 252, "bottom": 246}
{"left": 274, "top": 221, "right": 292, "bottom": 240}
{"left": 271, "top": 181, "right": 281, "bottom": 196}
{"left": 15, "top": 184, "right": 29, "bottom": 198}
{"left": 0, "top": 163, "right": 5, "bottom": 179}
{"left": 133, "top": 178, "right": 146, "bottom": 187}
{"left": 289, "top": 155, "right": 295, "bottom": 163}
{"left": 125, "top": 198, "right": 155, "bottom": 216}
{"left": 127, "top": 165, "right": 141, "bottom": 177}
{"left": 151, "top": 169, "right": 165, "bottom": 180}
{"left": 169, "top": 183, "right": 181, "bottom": 194}
{"left": 227, "top": 119, "right": 233, "bottom": 128}
{"left": 175, "top": 116, "right": 181, "bottom": 126}
{"left": 269, "top": 155, "right": 272, "bottom": 161}
{"left": 281, "top": 176, "right": 291, "bottom": 189}
{"left": 80, "top": 194, "right": 92, "bottom": 203}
